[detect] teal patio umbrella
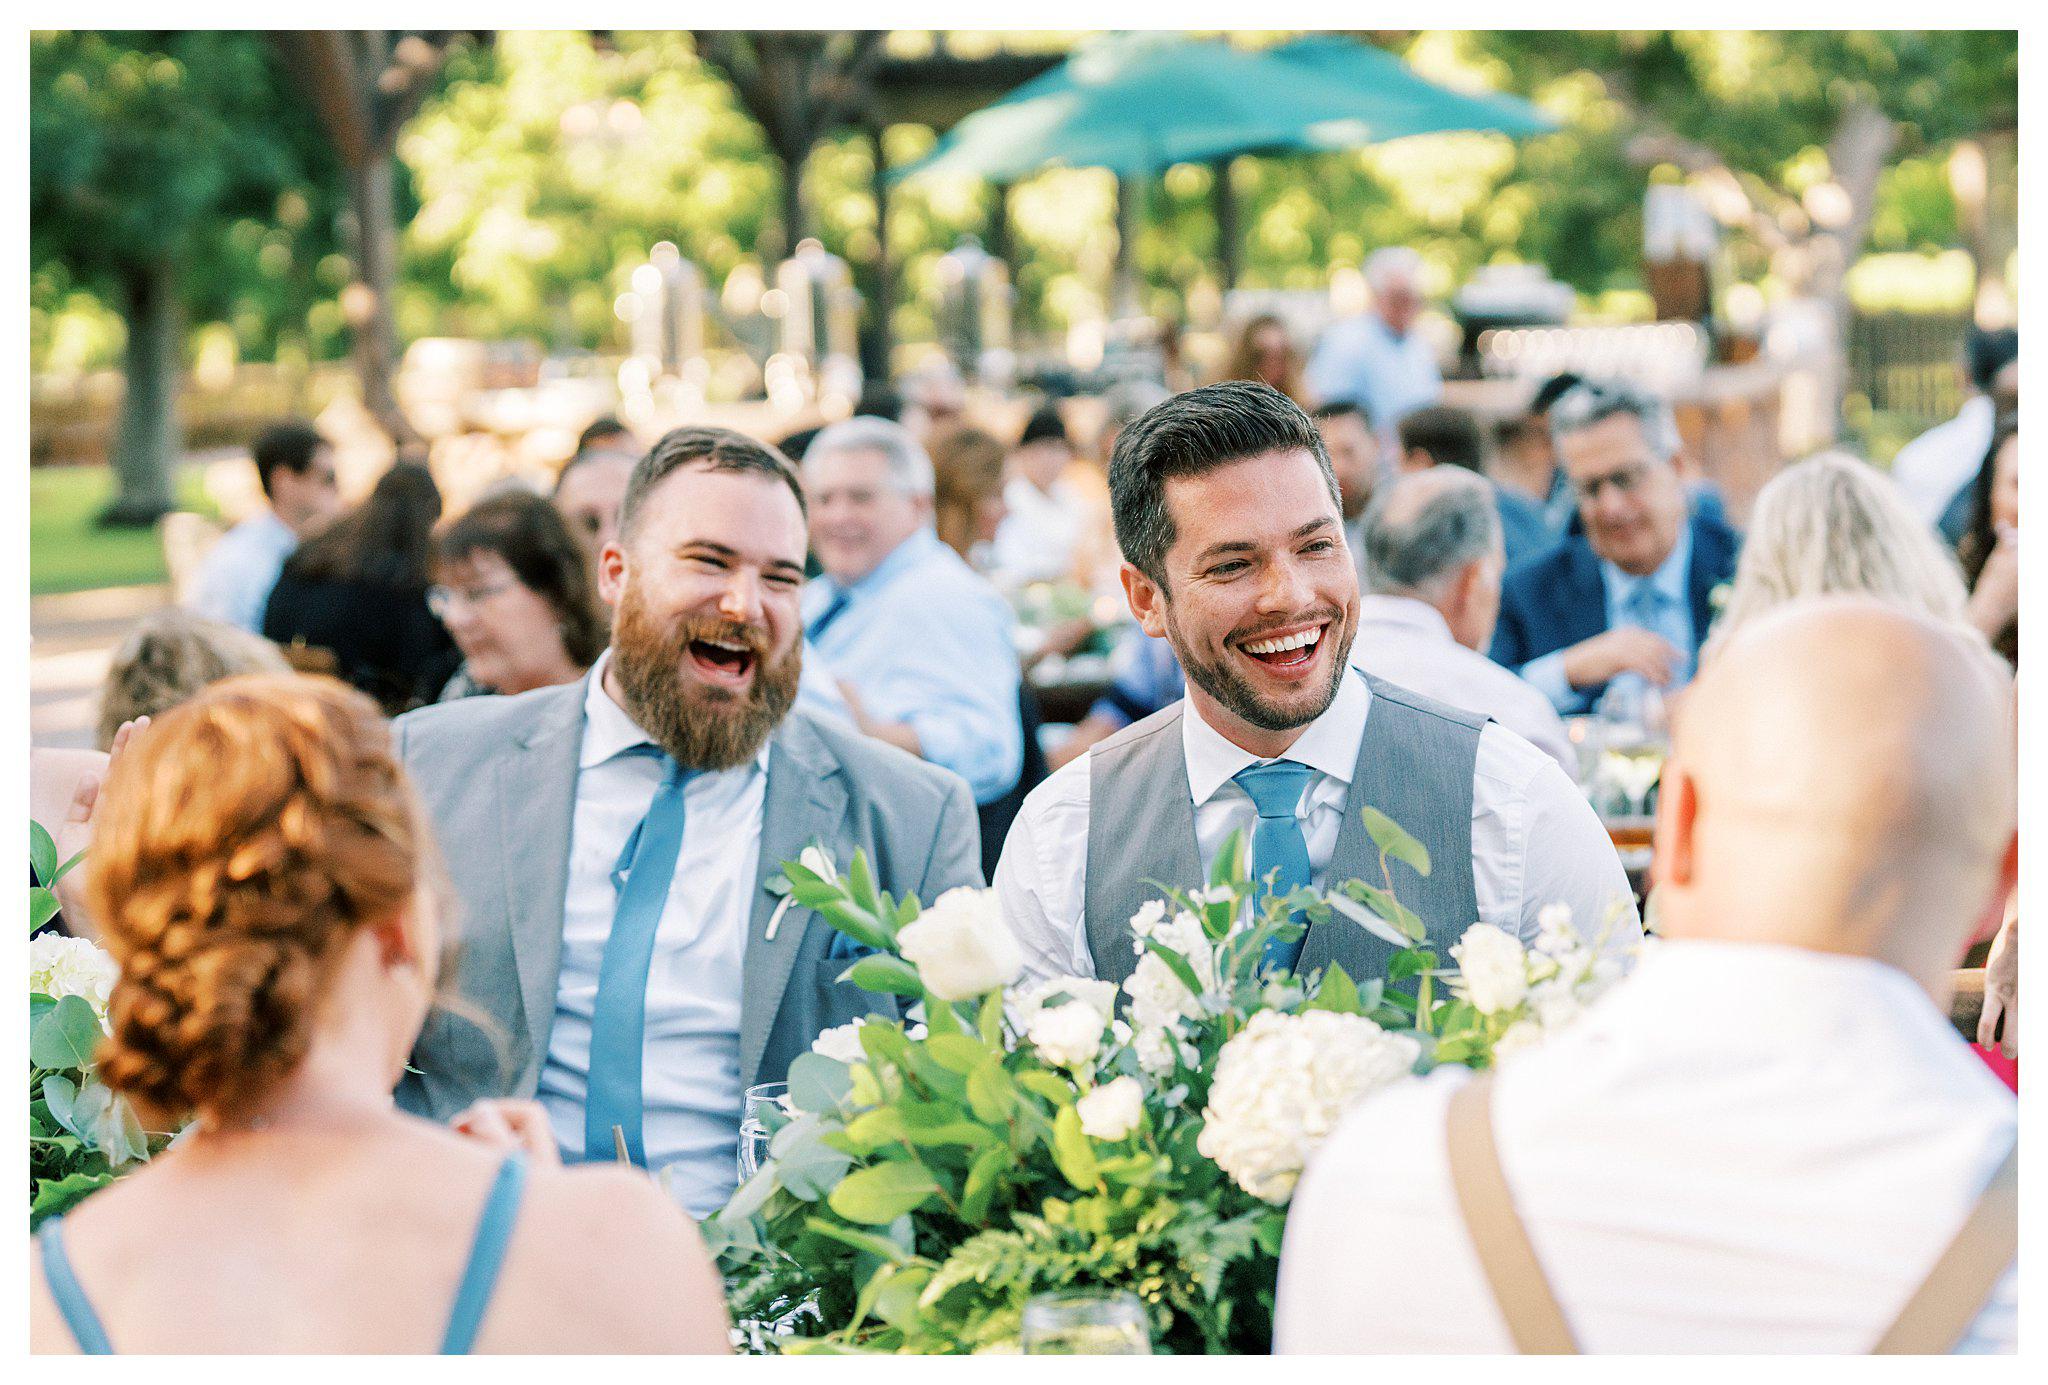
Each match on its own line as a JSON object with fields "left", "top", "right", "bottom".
{"left": 1268, "top": 35, "right": 1557, "bottom": 145}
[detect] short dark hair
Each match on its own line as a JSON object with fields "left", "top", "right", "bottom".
{"left": 1965, "top": 328, "right": 2018, "bottom": 394}
{"left": 436, "top": 491, "right": 610, "bottom": 667}
{"left": 1398, "top": 406, "right": 1485, "bottom": 473}
{"left": 1310, "top": 398, "right": 1372, "bottom": 430}
{"left": 619, "top": 426, "right": 807, "bottom": 543}
{"left": 1528, "top": 371, "right": 1585, "bottom": 417}
{"left": 252, "top": 421, "right": 327, "bottom": 500}
{"left": 577, "top": 415, "right": 634, "bottom": 455}
{"left": 1018, "top": 403, "right": 1070, "bottom": 449}
{"left": 1109, "top": 380, "right": 1337, "bottom": 586}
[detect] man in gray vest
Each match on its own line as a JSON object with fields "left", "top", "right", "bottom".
{"left": 994, "top": 380, "right": 1639, "bottom": 989}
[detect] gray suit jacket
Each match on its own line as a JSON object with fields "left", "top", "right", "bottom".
{"left": 391, "top": 675, "right": 982, "bottom": 1121}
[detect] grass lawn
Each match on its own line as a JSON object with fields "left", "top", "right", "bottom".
{"left": 29, "top": 465, "right": 221, "bottom": 596}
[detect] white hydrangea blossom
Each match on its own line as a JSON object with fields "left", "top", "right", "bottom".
{"left": 1449, "top": 923, "right": 1530, "bottom": 1015}
{"left": 895, "top": 887, "right": 1024, "bottom": 1001}
{"left": 810, "top": 1018, "right": 868, "bottom": 1064}
{"left": 1196, "top": 1009, "right": 1420, "bottom": 1203}
{"left": 30, "top": 933, "right": 119, "bottom": 1026}
{"left": 1025, "top": 1000, "right": 1109, "bottom": 1069}
{"left": 1133, "top": 1023, "right": 1181, "bottom": 1076}
{"left": 1124, "top": 952, "right": 1203, "bottom": 1034}
{"left": 1076, "top": 1075, "right": 1145, "bottom": 1141}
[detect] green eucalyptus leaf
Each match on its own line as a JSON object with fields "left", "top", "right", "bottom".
{"left": 871, "top": 1264, "right": 933, "bottom": 1330}
{"left": 30, "top": 995, "right": 103, "bottom": 1071}
{"left": 839, "top": 954, "right": 924, "bottom": 998}
{"left": 32, "top": 885, "right": 63, "bottom": 931}
{"left": 1325, "top": 890, "right": 1413, "bottom": 948}
{"left": 41, "top": 1073, "right": 81, "bottom": 1137}
{"left": 964, "top": 1058, "right": 1017, "bottom": 1123}
{"left": 1015, "top": 1070, "right": 1076, "bottom": 1105}
{"left": 1050, "top": 1105, "right": 1100, "bottom": 1191}
{"left": 958, "top": 1143, "right": 1010, "bottom": 1224}
{"left": 801, "top": 1215, "right": 915, "bottom": 1265}
{"left": 30, "top": 1170, "right": 115, "bottom": 1229}
{"left": 788, "top": 1053, "right": 856, "bottom": 1114}
{"left": 1362, "top": 805, "right": 1432, "bottom": 878}
{"left": 722, "top": 1163, "right": 779, "bottom": 1221}
{"left": 827, "top": 1160, "right": 941, "bottom": 1224}
{"left": 30, "top": 991, "right": 58, "bottom": 1024}
{"left": 30, "top": 820, "right": 59, "bottom": 887}
{"left": 1305, "top": 962, "right": 1363, "bottom": 1016}
{"left": 841, "top": 1107, "right": 911, "bottom": 1152}
{"left": 920, "top": 1033, "right": 989, "bottom": 1075}
{"left": 901, "top": 1120, "right": 1000, "bottom": 1151}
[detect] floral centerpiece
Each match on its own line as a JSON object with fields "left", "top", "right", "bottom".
{"left": 703, "top": 809, "right": 1627, "bottom": 1353}
{"left": 29, "top": 822, "right": 167, "bottom": 1228}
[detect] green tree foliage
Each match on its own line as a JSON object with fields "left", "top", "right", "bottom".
{"left": 30, "top": 31, "right": 338, "bottom": 522}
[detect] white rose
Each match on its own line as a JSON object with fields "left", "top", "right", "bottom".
{"left": 1449, "top": 923, "right": 1530, "bottom": 1015}
{"left": 1025, "top": 999, "right": 1108, "bottom": 1070}
{"left": 895, "top": 887, "right": 1024, "bottom": 1002}
{"left": 1076, "top": 1075, "right": 1145, "bottom": 1141}
{"left": 1124, "top": 952, "right": 1202, "bottom": 1033}
{"left": 30, "top": 934, "right": 119, "bottom": 1024}
{"left": 810, "top": 1019, "right": 868, "bottom": 1064}
{"left": 1196, "top": 1010, "right": 1420, "bottom": 1203}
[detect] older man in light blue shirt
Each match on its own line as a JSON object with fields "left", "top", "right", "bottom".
{"left": 1304, "top": 247, "right": 1443, "bottom": 464}
{"left": 800, "top": 416, "right": 1024, "bottom": 805}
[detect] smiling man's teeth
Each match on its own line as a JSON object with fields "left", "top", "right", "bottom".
{"left": 704, "top": 639, "right": 750, "bottom": 652}
{"left": 1243, "top": 627, "right": 1322, "bottom": 656}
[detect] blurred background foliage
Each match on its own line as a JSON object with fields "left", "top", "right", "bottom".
{"left": 31, "top": 28, "right": 2018, "bottom": 374}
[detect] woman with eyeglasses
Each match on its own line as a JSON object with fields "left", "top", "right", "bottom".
{"left": 430, "top": 491, "right": 609, "bottom": 701}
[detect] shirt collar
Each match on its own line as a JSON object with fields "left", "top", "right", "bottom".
{"left": 1355, "top": 594, "right": 1455, "bottom": 644}
{"left": 815, "top": 526, "right": 941, "bottom": 604}
{"left": 1182, "top": 663, "right": 1372, "bottom": 805}
{"left": 1601, "top": 518, "right": 1692, "bottom": 610}
{"left": 578, "top": 650, "right": 772, "bottom": 775}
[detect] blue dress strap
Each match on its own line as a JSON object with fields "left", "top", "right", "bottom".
{"left": 440, "top": 1152, "right": 529, "bottom": 1355}
{"left": 37, "top": 1217, "right": 115, "bottom": 1355}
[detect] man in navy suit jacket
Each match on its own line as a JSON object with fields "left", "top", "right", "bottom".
{"left": 1490, "top": 380, "right": 1740, "bottom": 716}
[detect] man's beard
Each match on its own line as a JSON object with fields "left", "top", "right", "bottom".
{"left": 1164, "top": 603, "right": 1354, "bottom": 733}
{"left": 608, "top": 589, "right": 801, "bottom": 771}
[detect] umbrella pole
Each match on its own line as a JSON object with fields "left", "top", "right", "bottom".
{"left": 1212, "top": 156, "right": 1242, "bottom": 291}
{"left": 1115, "top": 172, "right": 1142, "bottom": 320}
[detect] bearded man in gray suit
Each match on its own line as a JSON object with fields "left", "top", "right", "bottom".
{"left": 395, "top": 426, "right": 981, "bottom": 1216}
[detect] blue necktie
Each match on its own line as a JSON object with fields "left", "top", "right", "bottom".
{"left": 1624, "top": 582, "right": 1689, "bottom": 684}
{"left": 1232, "top": 761, "right": 1316, "bottom": 975}
{"left": 806, "top": 588, "right": 852, "bottom": 642}
{"left": 586, "top": 748, "right": 693, "bottom": 1167}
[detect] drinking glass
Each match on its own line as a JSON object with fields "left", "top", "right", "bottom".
{"left": 1020, "top": 1290, "right": 1152, "bottom": 1355}
{"left": 737, "top": 1080, "right": 788, "bottom": 1182}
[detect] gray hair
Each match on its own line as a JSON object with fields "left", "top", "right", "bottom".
{"left": 1362, "top": 467, "right": 1502, "bottom": 599}
{"left": 1548, "top": 378, "right": 1682, "bottom": 462}
{"left": 1364, "top": 245, "right": 1423, "bottom": 295}
{"left": 1703, "top": 450, "right": 1974, "bottom": 665}
{"left": 803, "top": 415, "right": 935, "bottom": 499}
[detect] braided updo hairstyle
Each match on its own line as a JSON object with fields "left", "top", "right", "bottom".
{"left": 86, "top": 674, "right": 431, "bottom": 1124}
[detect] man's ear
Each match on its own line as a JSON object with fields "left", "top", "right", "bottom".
{"left": 596, "top": 539, "right": 628, "bottom": 609}
{"left": 1652, "top": 756, "right": 1698, "bottom": 890}
{"left": 1120, "top": 561, "right": 1169, "bottom": 640}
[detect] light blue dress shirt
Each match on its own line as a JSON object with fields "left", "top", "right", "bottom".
{"left": 187, "top": 510, "right": 297, "bottom": 633}
{"left": 1303, "top": 313, "right": 1443, "bottom": 455}
{"left": 801, "top": 527, "right": 1023, "bottom": 804}
{"left": 1523, "top": 523, "right": 1695, "bottom": 714}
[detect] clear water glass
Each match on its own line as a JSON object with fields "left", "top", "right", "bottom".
{"left": 737, "top": 1080, "right": 788, "bottom": 1182}
{"left": 1020, "top": 1290, "right": 1152, "bottom": 1355}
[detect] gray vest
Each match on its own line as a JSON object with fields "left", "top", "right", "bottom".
{"left": 1083, "top": 672, "right": 1484, "bottom": 988}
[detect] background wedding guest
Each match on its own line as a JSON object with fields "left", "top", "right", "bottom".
{"left": 1490, "top": 379, "right": 1740, "bottom": 715}
{"left": 1702, "top": 451, "right": 1972, "bottom": 665}
{"left": 1225, "top": 313, "right": 1306, "bottom": 404}
{"left": 1957, "top": 411, "right": 2019, "bottom": 668}
{"left": 1353, "top": 468, "right": 1577, "bottom": 776}
{"left": 187, "top": 419, "right": 343, "bottom": 633}
{"left": 1891, "top": 326, "right": 2017, "bottom": 533}
{"left": 801, "top": 416, "right": 1024, "bottom": 811}
{"left": 431, "top": 492, "right": 609, "bottom": 700}
{"left": 1278, "top": 599, "right": 2017, "bottom": 1353}
{"left": 262, "top": 459, "right": 461, "bottom": 715}
{"left": 96, "top": 608, "right": 291, "bottom": 750}
{"left": 31, "top": 675, "right": 730, "bottom": 1354}
{"left": 927, "top": 423, "right": 1010, "bottom": 569}
{"left": 991, "top": 403, "right": 1097, "bottom": 590}
{"left": 1397, "top": 405, "right": 1550, "bottom": 570}
{"left": 553, "top": 415, "right": 642, "bottom": 582}
{"left": 1313, "top": 400, "right": 1379, "bottom": 573}
{"left": 1304, "top": 245, "right": 1442, "bottom": 461}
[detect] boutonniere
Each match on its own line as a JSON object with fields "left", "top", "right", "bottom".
{"left": 764, "top": 842, "right": 837, "bottom": 941}
{"left": 1708, "top": 581, "right": 1733, "bottom": 615}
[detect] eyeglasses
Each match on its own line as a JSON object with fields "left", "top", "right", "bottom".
{"left": 427, "top": 578, "right": 518, "bottom": 619}
{"left": 1571, "top": 460, "right": 1654, "bottom": 504}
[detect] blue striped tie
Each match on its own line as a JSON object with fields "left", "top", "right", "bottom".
{"left": 806, "top": 588, "right": 853, "bottom": 642}
{"left": 1232, "top": 761, "right": 1316, "bottom": 974}
{"left": 585, "top": 749, "right": 692, "bottom": 1166}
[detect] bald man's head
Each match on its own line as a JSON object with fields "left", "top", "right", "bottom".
{"left": 1653, "top": 597, "right": 2015, "bottom": 989}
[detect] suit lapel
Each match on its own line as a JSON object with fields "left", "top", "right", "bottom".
{"left": 494, "top": 682, "right": 585, "bottom": 1087}
{"left": 1559, "top": 539, "right": 1609, "bottom": 647}
{"left": 740, "top": 717, "right": 848, "bottom": 1088}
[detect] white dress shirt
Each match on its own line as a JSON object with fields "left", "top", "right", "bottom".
{"left": 1888, "top": 395, "right": 1995, "bottom": 528}
{"left": 187, "top": 509, "right": 297, "bottom": 633}
{"left": 1350, "top": 595, "right": 1578, "bottom": 778}
{"left": 991, "top": 474, "right": 1089, "bottom": 588}
{"left": 1276, "top": 942, "right": 2018, "bottom": 1353}
{"left": 994, "top": 666, "right": 1640, "bottom": 986}
{"left": 536, "top": 652, "right": 767, "bottom": 1218}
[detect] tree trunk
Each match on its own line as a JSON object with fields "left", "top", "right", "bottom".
{"left": 102, "top": 259, "right": 182, "bottom": 527}
{"left": 1114, "top": 173, "right": 1142, "bottom": 320}
{"left": 347, "top": 153, "right": 420, "bottom": 447}
{"left": 1212, "top": 157, "right": 1241, "bottom": 290}
{"left": 857, "top": 121, "right": 893, "bottom": 383}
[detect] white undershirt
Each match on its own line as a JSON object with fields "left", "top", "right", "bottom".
{"left": 536, "top": 653, "right": 768, "bottom": 1218}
